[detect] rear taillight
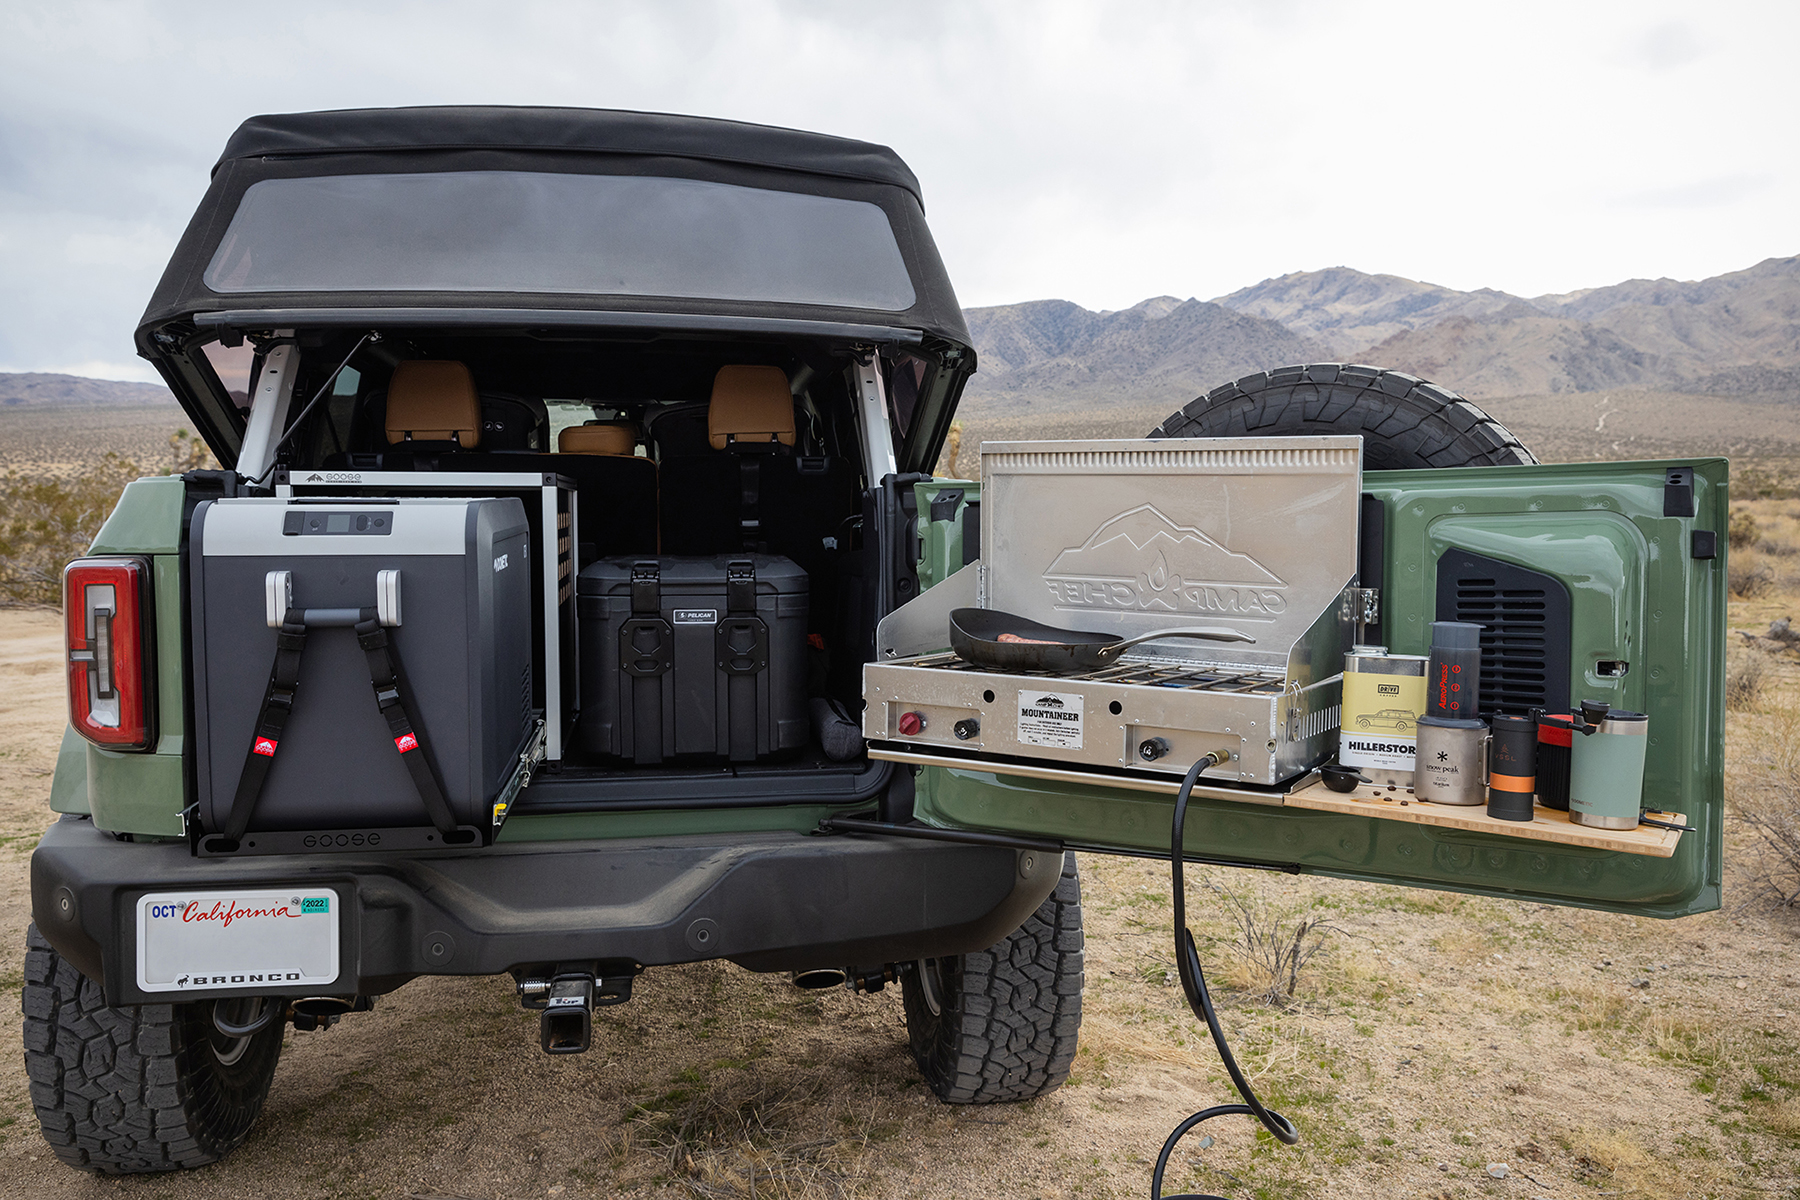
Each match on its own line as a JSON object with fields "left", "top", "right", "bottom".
{"left": 65, "top": 557, "right": 153, "bottom": 750}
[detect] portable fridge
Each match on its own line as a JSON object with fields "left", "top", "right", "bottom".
{"left": 190, "top": 497, "right": 535, "bottom": 841}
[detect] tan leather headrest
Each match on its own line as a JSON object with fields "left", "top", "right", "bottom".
{"left": 386, "top": 361, "right": 481, "bottom": 447}
{"left": 708, "top": 365, "right": 795, "bottom": 450}
{"left": 559, "top": 423, "right": 639, "bottom": 455}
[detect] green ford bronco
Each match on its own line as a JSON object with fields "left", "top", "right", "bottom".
{"left": 26, "top": 106, "right": 1726, "bottom": 1173}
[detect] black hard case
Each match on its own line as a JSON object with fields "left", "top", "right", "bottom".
{"left": 191, "top": 497, "right": 535, "bottom": 832}
{"left": 576, "top": 555, "right": 809, "bottom": 763}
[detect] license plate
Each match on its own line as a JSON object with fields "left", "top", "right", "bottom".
{"left": 136, "top": 888, "right": 340, "bottom": 994}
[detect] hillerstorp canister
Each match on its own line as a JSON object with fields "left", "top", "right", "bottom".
{"left": 1339, "top": 646, "right": 1428, "bottom": 786}
{"left": 1569, "top": 708, "right": 1649, "bottom": 829}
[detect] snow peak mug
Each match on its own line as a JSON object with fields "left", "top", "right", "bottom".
{"left": 1415, "top": 714, "right": 1489, "bottom": 806}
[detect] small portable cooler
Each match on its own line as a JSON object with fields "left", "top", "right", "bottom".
{"left": 576, "top": 555, "right": 809, "bottom": 764}
{"left": 191, "top": 497, "right": 535, "bottom": 839}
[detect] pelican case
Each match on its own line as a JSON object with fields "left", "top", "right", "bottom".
{"left": 577, "top": 555, "right": 809, "bottom": 763}
{"left": 190, "top": 497, "right": 535, "bottom": 837}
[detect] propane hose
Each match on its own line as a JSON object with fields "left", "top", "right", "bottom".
{"left": 1151, "top": 751, "right": 1300, "bottom": 1200}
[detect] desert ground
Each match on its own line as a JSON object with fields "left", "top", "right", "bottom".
{"left": 0, "top": 394, "right": 1796, "bottom": 1198}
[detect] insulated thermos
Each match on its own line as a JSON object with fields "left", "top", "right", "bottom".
{"left": 1425, "top": 621, "right": 1483, "bottom": 721}
{"left": 1569, "top": 701, "right": 1650, "bottom": 829}
{"left": 1415, "top": 714, "right": 1489, "bottom": 806}
{"left": 1485, "top": 714, "right": 1537, "bottom": 822}
{"left": 1535, "top": 714, "right": 1574, "bottom": 811}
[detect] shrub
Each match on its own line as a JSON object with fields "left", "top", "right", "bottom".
{"left": 1726, "top": 648, "right": 1769, "bottom": 711}
{"left": 1209, "top": 886, "right": 1336, "bottom": 1006}
{"left": 1729, "top": 508, "right": 1760, "bottom": 549}
{"left": 0, "top": 453, "right": 150, "bottom": 606}
{"left": 1730, "top": 560, "right": 1777, "bottom": 599}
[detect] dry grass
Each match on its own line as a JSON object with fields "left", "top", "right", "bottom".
{"left": 618, "top": 1065, "right": 883, "bottom": 1199}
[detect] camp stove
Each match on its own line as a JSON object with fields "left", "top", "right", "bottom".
{"left": 862, "top": 436, "right": 1363, "bottom": 787}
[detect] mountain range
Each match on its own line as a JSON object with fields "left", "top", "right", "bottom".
{"left": 962, "top": 254, "right": 1800, "bottom": 412}
{"left": 0, "top": 372, "right": 173, "bottom": 407}
{"left": 5, "top": 253, "right": 1796, "bottom": 419}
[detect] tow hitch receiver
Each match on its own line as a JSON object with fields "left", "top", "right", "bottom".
{"left": 518, "top": 961, "right": 639, "bottom": 1055}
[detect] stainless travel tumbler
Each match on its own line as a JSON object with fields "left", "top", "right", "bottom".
{"left": 1569, "top": 705, "right": 1649, "bottom": 829}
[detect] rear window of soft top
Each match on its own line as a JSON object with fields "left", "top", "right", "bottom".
{"left": 203, "top": 170, "right": 917, "bottom": 311}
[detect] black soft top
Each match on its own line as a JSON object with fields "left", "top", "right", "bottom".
{"left": 214, "top": 106, "right": 925, "bottom": 203}
{"left": 140, "top": 106, "right": 966, "bottom": 346}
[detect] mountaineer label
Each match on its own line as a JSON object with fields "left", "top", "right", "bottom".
{"left": 1018, "top": 689, "right": 1084, "bottom": 750}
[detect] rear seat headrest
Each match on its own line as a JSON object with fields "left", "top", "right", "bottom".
{"left": 560, "top": 422, "right": 639, "bottom": 455}
{"left": 708, "top": 365, "right": 795, "bottom": 450}
{"left": 386, "top": 360, "right": 481, "bottom": 447}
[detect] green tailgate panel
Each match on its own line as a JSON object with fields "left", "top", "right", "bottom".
{"left": 77, "top": 475, "right": 189, "bottom": 839}
{"left": 913, "top": 459, "right": 1727, "bottom": 918}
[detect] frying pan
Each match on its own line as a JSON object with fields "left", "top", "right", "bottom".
{"left": 948, "top": 608, "right": 1254, "bottom": 674}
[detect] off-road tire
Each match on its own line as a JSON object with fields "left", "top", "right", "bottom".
{"left": 21, "top": 924, "right": 284, "bottom": 1173}
{"left": 902, "top": 852, "right": 1083, "bottom": 1103}
{"left": 1150, "top": 363, "right": 1537, "bottom": 468}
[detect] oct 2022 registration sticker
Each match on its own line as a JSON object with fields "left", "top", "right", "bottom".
{"left": 136, "top": 888, "right": 340, "bottom": 994}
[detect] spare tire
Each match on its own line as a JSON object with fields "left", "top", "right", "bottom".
{"left": 1148, "top": 363, "right": 1537, "bottom": 469}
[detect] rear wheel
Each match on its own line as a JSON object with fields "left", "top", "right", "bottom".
{"left": 22, "top": 924, "right": 284, "bottom": 1173}
{"left": 1149, "top": 363, "right": 1537, "bottom": 468}
{"left": 902, "top": 852, "right": 1083, "bottom": 1103}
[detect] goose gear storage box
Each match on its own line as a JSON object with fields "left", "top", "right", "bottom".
{"left": 190, "top": 497, "right": 535, "bottom": 837}
{"left": 576, "top": 554, "right": 809, "bottom": 764}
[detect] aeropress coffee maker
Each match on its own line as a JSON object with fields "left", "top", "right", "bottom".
{"left": 1415, "top": 621, "right": 1488, "bottom": 805}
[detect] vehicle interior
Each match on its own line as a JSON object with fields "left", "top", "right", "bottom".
{"left": 205, "top": 326, "right": 940, "bottom": 811}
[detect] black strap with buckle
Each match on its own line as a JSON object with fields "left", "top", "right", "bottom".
{"left": 221, "top": 606, "right": 459, "bottom": 841}
{"left": 716, "top": 560, "right": 768, "bottom": 761}
{"left": 221, "top": 607, "right": 309, "bottom": 842}
{"left": 354, "top": 610, "right": 458, "bottom": 836}
{"left": 621, "top": 560, "right": 670, "bottom": 763}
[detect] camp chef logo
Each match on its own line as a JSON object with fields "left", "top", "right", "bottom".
{"left": 1033, "top": 695, "right": 1065, "bottom": 708}
{"left": 1042, "top": 504, "right": 1287, "bottom": 620}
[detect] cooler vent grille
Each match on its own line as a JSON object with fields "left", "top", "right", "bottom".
{"left": 1435, "top": 550, "right": 1572, "bottom": 718}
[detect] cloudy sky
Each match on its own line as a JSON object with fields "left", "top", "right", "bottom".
{"left": 2, "top": 0, "right": 1795, "bottom": 381}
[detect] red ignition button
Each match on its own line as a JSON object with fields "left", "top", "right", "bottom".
{"left": 897, "top": 711, "right": 927, "bottom": 737}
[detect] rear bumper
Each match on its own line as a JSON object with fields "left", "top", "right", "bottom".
{"left": 30, "top": 814, "right": 1060, "bottom": 1006}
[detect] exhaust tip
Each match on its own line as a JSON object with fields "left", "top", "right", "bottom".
{"left": 292, "top": 996, "right": 356, "bottom": 1019}
{"left": 790, "top": 968, "right": 848, "bottom": 990}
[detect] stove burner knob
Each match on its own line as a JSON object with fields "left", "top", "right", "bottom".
{"left": 1138, "top": 737, "right": 1171, "bottom": 762}
{"left": 898, "top": 711, "right": 927, "bottom": 737}
{"left": 953, "top": 718, "right": 981, "bottom": 741}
